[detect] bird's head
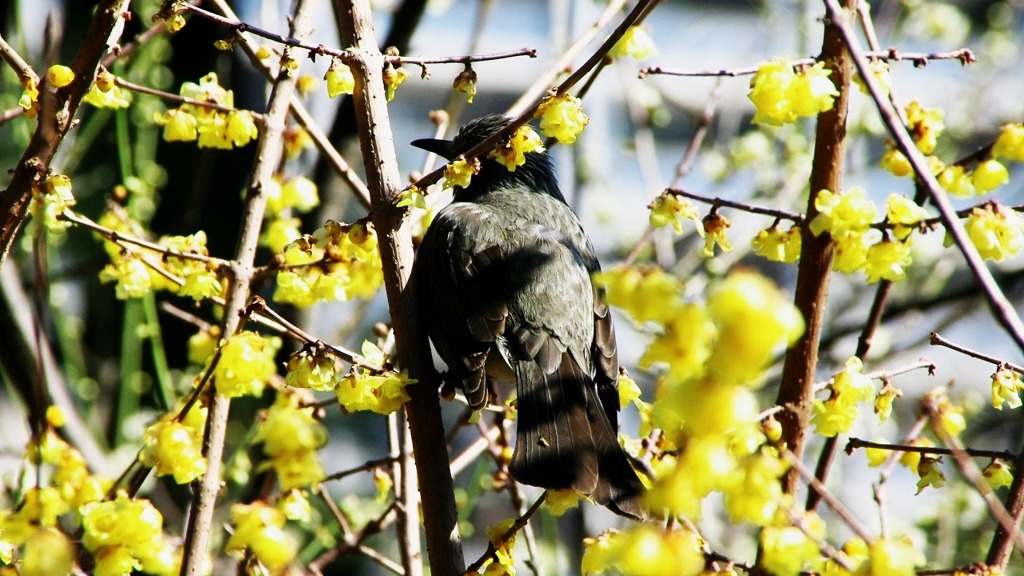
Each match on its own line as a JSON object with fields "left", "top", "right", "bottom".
{"left": 412, "top": 114, "right": 565, "bottom": 203}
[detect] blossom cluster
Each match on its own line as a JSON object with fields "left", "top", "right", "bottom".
{"left": 273, "top": 219, "right": 384, "bottom": 307}
{"left": 748, "top": 59, "right": 839, "bottom": 126}
{"left": 152, "top": 72, "right": 258, "bottom": 149}
{"left": 97, "top": 209, "right": 224, "bottom": 301}
{"left": 254, "top": 391, "right": 328, "bottom": 490}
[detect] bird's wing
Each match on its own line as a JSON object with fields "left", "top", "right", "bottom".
{"left": 415, "top": 202, "right": 510, "bottom": 410}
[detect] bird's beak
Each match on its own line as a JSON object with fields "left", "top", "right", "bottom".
{"left": 411, "top": 137, "right": 455, "bottom": 160}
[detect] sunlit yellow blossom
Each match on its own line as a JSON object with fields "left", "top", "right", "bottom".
{"left": 874, "top": 381, "right": 902, "bottom": 422}
{"left": 723, "top": 449, "right": 789, "bottom": 526}
{"left": 139, "top": 408, "right": 208, "bottom": 484}
{"left": 832, "top": 232, "right": 873, "bottom": 274}
{"left": 336, "top": 367, "right": 414, "bottom": 415}
{"left": 761, "top": 519, "right": 824, "bottom": 576}
{"left": 99, "top": 253, "right": 154, "bottom": 299}
{"left": 870, "top": 537, "right": 926, "bottom": 576}
{"left": 789, "top": 62, "right": 840, "bottom": 118}
{"left": 595, "top": 265, "right": 684, "bottom": 325}
{"left": 705, "top": 271, "right": 804, "bottom": 384}
{"left": 751, "top": 224, "right": 801, "bottom": 263}
{"left": 648, "top": 192, "right": 703, "bottom": 236}
{"left": 581, "top": 527, "right": 703, "bottom": 576}
{"left": 898, "top": 437, "right": 933, "bottom": 474}
{"left": 701, "top": 211, "right": 733, "bottom": 257}
{"left": 928, "top": 392, "right": 966, "bottom": 437}
{"left": 749, "top": 59, "right": 837, "bottom": 126}
{"left": 19, "top": 76, "right": 39, "bottom": 117}
{"left": 489, "top": 125, "right": 546, "bottom": 171}
{"left": 610, "top": 26, "right": 657, "bottom": 61}
{"left": 83, "top": 83, "right": 131, "bottom": 108}
{"left": 905, "top": 100, "right": 944, "bottom": 154}
{"left": 972, "top": 159, "right": 1010, "bottom": 194}
{"left": 991, "top": 368, "right": 1024, "bottom": 410}
{"left": 188, "top": 326, "right": 220, "bottom": 365}
{"left": 82, "top": 493, "right": 166, "bottom": 574}
{"left": 260, "top": 217, "right": 302, "bottom": 252}
{"left": 618, "top": 373, "right": 642, "bottom": 408}
{"left": 484, "top": 519, "right": 518, "bottom": 574}
{"left": 153, "top": 108, "right": 198, "bottom": 141}
{"left": 983, "top": 460, "right": 1014, "bottom": 489}
{"left": 809, "top": 187, "right": 877, "bottom": 240}
{"left": 886, "top": 194, "right": 929, "bottom": 240}
{"left": 993, "top": 123, "right": 1024, "bottom": 162}
{"left": 536, "top": 93, "right": 589, "bottom": 144}
{"left": 325, "top": 60, "right": 355, "bottom": 97}
{"left": 286, "top": 343, "right": 340, "bottom": 392}
{"left": 166, "top": 14, "right": 186, "bottom": 33}
{"left": 212, "top": 331, "right": 280, "bottom": 398}
{"left": 46, "top": 65, "right": 75, "bottom": 88}
{"left": 964, "top": 203, "right": 1024, "bottom": 262}
{"left": 225, "top": 110, "right": 258, "bottom": 147}
{"left": 443, "top": 157, "right": 477, "bottom": 190}
{"left": 226, "top": 501, "right": 297, "bottom": 571}
{"left": 453, "top": 66, "right": 477, "bottom": 103}
{"left": 383, "top": 63, "right": 409, "bottom": 101}
{"left": 640, "top": 305, "right": 716, "bottom": 382}
{"left": 21, "top": 527, "right": 74, "bottom": 576}
{"left": 937, "top": 164, "right": 974, "bottom": 197}
{"left": 880, "top": 146, "right": 913, "bottom": 177}
{"left": 255, "top": 393, "right": 327, "bottom": 489}
{"left": 864, "top": 239, "right": 911, "bottom": 283}
{"left": 545, "top": 490, "right": 581, "bottom": 516}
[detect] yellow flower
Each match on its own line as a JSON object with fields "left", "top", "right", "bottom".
{"left": 869, "top": 537, "right": 926, "bottom": 576}
{"left": 760, "top": 521, "right": 823, "bottom": 576}
{"left": 749, "top": 59, "right": 837, "bottom": 126}
{"left": 874, "top": 381, "right": 902, "bottom": 422}
{"left": 226, "top": 501, "right": 297, "bottom": 571}
{"left": 916, "top": 456, "right": 946, "bottom": 492}
{"left": 937, "top": 165, "right": 975, "bottom": 197}
{"left": 255, "top": 393, "right": 328, "bottom": 490}
{"left": 285, "top": 344, "right": 340, "bottom": 392}
{"left": 991, "top": 368, "right": 1024, "bottom": 410}
{"left": 99, "top": 253, "right": 154, "bottom": 299}
{"left": 166, "top": 14, "right": 186, "bottom": 33}
{"left": 153, "top": 108, "right": 198, "bottom": 142}
{"left": 443, "top": 156, "right": 478, "bottom": 190}
{"left": 809, "top": 187, "right": 878, "bottom": 240}
{"left": 21, "top": 527, "right": 74, "bottom": 576}
{"left": 880, "top": 146, "right": 913, "bottom": 177}
{"left": 971, "top": 159, "right": 1010, "bottom": 194}
{"left": 46, "top": 65, "right": 75, "bottom": 88}
{"left": 864, "top": 239, "right": 911, "bottom": 283}
{"left": 325, "top": 60, "right": 355, "bottom": 98}
{"left": 751, "top": 224, "right": 801, "bottom": 263}
{"left": 83, "top": 82, "right": 131, "bottom": 109}
{"left": 383, "top": 63, "right": 409, "bottom": 101}
{"left": 609, "top": 26, "right": 657, "bottom": 61}
{"left": 701, "top": 211, "right": 733, "bottom": 257}
{"left": 886, "top": 194, "right": 929, "bottom": 240}
{"left": 452, "top": 66, "right": 477, "bottom": 103}
{"left": 536, "top": 93, "right": 589, "bottom": 144}
{"left": 139, "top": 411, "right": 208, "bottom": 484}
{"left": 993, "top": 123, "right": 1024, "bottom": 162}
{"left": 853, "top": 59, "right": 891, "bottom": 95}
{"left": 212, "top": 331, "right": 280, "bottom": 398}
{"left": 545, "top": 489, "right": 581, "bottom": 516}
{"left": 648, "top": 192, "right": 703, "bottom": 236}
{"left": 225, "top": 110, "right": 258, "bottom": 147}
{"left": 905, "top": 100, "right": 944, "bottom": 154}
{"left": 982, "top": 460, "right": 1014, "bottom": 489}
{"left": 489, "top": 125, "right": 546, "bottom": 171}
{"left": 964, "top": 203, "right": 1024, "bottom": 261}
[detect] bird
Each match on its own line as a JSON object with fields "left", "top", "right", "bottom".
{"left": 411, "top": 114, "right": 646, "bottom": 520}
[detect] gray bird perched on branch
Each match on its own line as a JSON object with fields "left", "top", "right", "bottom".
{"left": 412, "top": 115, "right": 646, "bottom": 520}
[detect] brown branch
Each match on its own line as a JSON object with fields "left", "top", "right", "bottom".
{"left": 845, "top": 438, "right": 1014, "bottom": 461}
{"left": 639, "top": 48, "right": 975, "bottom": 78}
{"left": 178, "top": 0, "right": 316, "bottom": 572}
{"left": 774, "top": 0, "right": 854, "bottom": 504}
{"left": 0, "top": 0, "right": 131, "bottom": 264}
{"left": 666, "top": 187, "right": 805, "bottom": 223}
{"left": 464, "top": 492, "right": 548, "bottom": 574}
{"left": 930, "top": 331, "right": 1024, "bottom": 374}
{"left": 339, "top": 0, "right": 465, "bottom": 573}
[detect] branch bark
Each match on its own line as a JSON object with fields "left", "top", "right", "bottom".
{"left": 337, "top": 1, "right": 465, "bottom": 574}
{"left": 178, "top": 1, "right": 316, "bottom": 573}
{"left": 775, "top": 0, "right": 854, "bottom": 497}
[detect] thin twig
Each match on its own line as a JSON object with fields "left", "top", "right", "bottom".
{"left": 845, "top": 438, "right": 1014, "bottom": 461}
{"left": 113, "top": 74, "right": 254, "bottom": 115}
{"left": 930, "top": 332, "right": 1024, "bottom": 374}
{"left": 784, "top": 450, "right": 874, "bottom": 543}
{"left": 639, "top": 48, "right": 976, "bottom": 78}
{"left": 666, "top": 187, "right": 806, "bottom": 223}
{"left": 464, "top": 492, "right": 548, "bottom": 574}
